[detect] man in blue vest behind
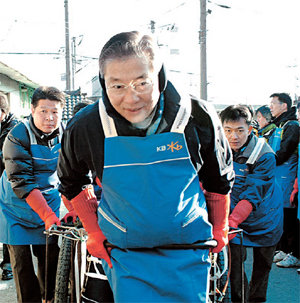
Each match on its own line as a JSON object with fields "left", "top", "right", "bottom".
{"left": 0, "top": 87, "right": 65, "bottom": 303}
{"left": 269, "top": 93, "right": 299, "bottom": 268}
{"left": 220, "top": 105, "right": 283, "bottom": 303}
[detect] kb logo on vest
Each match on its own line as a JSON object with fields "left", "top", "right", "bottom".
{"left": 157, "top": 141, "right": 183, "bottom": 152}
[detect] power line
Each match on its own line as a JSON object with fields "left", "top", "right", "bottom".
{"left": 0, "top": 52, "right": 97, "bottom": 60}
{"left": 0, "top": 52, "right": 60, "bottom": 55}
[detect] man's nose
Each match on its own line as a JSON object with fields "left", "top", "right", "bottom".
{"left": 123, "top": 87, "right": 139, "bottom": 103}
{"left": 46, "top": 113, "right": 54, "bottom": 121}
{"left": 231, "top": 131, "right": 238, "bottom": 138}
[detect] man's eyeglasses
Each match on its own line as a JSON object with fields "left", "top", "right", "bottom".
{"left": 106, "top": 79, "right": 153, "bottom": 96}
{"left": 270, "top": 100, "right": 283, "bottom": 106}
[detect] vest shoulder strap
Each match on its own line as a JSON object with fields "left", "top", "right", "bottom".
{"left": 98, "top": 95, "right": 192, "bottom": 137}
{"left": 246, "top": 138, "right": 265, "bottom": 165}
{"left": 23, "top": 120, "right": 37, "bottom": 144}
{"left": 98, "top": 100, "right": 118, "bottom": 138}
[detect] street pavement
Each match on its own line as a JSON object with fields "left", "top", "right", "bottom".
{"left": 1, "top": 244, "right": 299, "bottom": 302}
{"left": 244, "top": 248, "right": 300, "bottom": 303}
{"left": 0, "top": 243, "right": 17, "bottom": 303}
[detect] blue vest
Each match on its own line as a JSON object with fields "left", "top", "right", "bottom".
{"left": 269, "top": 123, "right": 298, "bottom": 208}
{"left": 230, "top": 138, "right": 283, "bottom": 247}
{"left": 98, "top": 98, "right": 212, "bottom": 302}
{"left": 0, "top": 120, "right": 61, "bottom": 244}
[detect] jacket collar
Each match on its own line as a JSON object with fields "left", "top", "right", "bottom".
{"left": 29, "top": 115, "right": 60, "bottom": 141}
{"left": 258, "top": 123, "right": 276, "bottom": 136}
{"left": 272, "top": 106, "right": 297, "bottom": 126}
{"left": 233, "top": 133, "right": 256, "bottom": 161}
{"left": 101, "top": 80, "right": 182, "bottom": 136}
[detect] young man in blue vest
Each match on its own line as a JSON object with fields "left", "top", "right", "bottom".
{"left": 220, "top": 105, "right": 283, "bottom": 303}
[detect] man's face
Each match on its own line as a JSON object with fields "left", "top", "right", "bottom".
{"left": 104, "top": 56, "right": 160, "bottom": 124}
{"left": 256, "top": 111, "right": 268, "bottom": 129}
{"left": 31, "top": 99, "right": 63, "bottom": 133}
{"left": 223, "top": 118, "right": 251, "bottom": 152}
{"left": 270, "top": 97, "right": 287, "bottom": 118}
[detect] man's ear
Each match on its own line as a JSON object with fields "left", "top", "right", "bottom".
{"left": 248, "top": 125, "right": 253, "bottom": 135}
{"left": 282, "top": 103, "right": 288, "bottom": 112}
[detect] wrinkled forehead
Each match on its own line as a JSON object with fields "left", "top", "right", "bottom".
{"left": 103, "top": 55, "right": 159, "bottom": 76}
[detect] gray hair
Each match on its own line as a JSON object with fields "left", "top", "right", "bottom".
{"left": 255, "top": 105, "right": 272, "bottom": 123}
{"left": 99, "top": 31, "right": 162, "bottom": 77}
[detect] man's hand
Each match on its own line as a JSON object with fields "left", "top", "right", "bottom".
{"left": 61, "top": 211, "right": 77, "bottom": 223}
{"left": 61, "top": 195, "right": 77, "bottom": 223}
{"left": 204, "top": 191, "right": 230, "bottom": 253}
{"left": 212, "top": 227, "right": 228, "bottom": 253}
{"left": 71, "top": 185, "right": 112, "bottom": 268}
{"left": 87, "top": 231, "right": 112, "bottom": 268}
{"left": 26, "top": 189, "right": 61, "bottom": 230}
{"left": 228, "top": 200, "right": 253, "bottom": 240}
{"left": 44, "top": 212, "right": 61, "bottom": 230}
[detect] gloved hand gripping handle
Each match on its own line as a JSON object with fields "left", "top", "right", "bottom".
{"left": 71, "top": 185, "right": 112, "bottom": 268}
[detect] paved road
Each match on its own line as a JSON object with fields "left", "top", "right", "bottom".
{"left": 0, "top": 205, "right": 68, "bottom": 303}
{"left": 244, "top": 248, "right": 300, "bottom": 303}
{"left": 0, "top": 243, "right": 17, "bottom": 303}
{"left": 1, "top": 244, "right": 299, "bottom": 303}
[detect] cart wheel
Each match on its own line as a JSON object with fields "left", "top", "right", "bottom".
{"left": 54, "top": 237, "right": 72, "bottom": 303}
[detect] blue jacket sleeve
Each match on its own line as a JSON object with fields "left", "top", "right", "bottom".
{"left": 239, "top": 153, "right": 276, "bottom": 210}
{"left": 3, "top": 123, "right": 37, "bottom": 199}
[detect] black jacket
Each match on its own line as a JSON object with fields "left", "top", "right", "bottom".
{"left": 3, "top": 116, "right": 61, "bottom": 199}
{"left": 272, "top": 106, "right": 299, "bottom": 165}
{"left": 58, "top": 81, "right": 234, "bottom": 200}
{"left": 0, "top": 113, "right": 19, "bottom": 175}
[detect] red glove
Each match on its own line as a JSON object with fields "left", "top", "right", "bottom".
{"left": 204, "top": 190, "right": 230, "bottom": 253}
{"left": 228, "top": 199, "right": 253, "bottom": 240}
{"left": 71, "top": 185, "right": 112, "bottom": 268}
{"left": 61, "top": 195, "right": 77, "bottom": 223}
{"left": 26, "top": 189, "right": 61, "bottom": 230}
{"left": 290, "top": 178, "right": 298, "bottom": 207}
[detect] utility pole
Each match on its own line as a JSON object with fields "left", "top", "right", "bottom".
{"left": 64, "top": 0, "right": 71, "bottom": 91}
{"left": 150, "top": 20, "right": 156, "bottom": 33}
{"left": 71, "top": 37, "right": 76, "bottom": 90}
{"left": 200, "top": 0, "right": 207, "bottom": 100}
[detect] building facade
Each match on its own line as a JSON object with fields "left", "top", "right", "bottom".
{"left": 0, "top": 61, "right": 39, "bottom": 118}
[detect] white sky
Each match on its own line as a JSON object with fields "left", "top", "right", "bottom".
{"left": 207, "top": 0, "right": 300, "bottom": 104}
{"left": 0, "top": 0, "right": 299, "bottom": 105}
